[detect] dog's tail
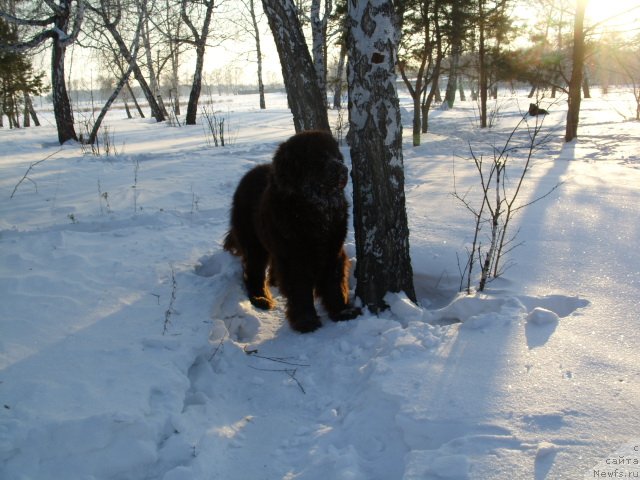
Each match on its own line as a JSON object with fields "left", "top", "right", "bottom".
{"left": 223, "top": 230, "right": 241, "bottom": 256}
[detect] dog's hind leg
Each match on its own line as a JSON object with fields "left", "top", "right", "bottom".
{"left": 243, "top": 244, "right": 275, "bottom": 310}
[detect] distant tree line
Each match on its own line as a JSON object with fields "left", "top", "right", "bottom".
{"left": 1, "top": 0, "right": 639, "bottom": 143}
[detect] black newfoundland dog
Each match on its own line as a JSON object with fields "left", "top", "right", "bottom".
{"left": 528, "top": 103, "right": 549, "bottom": 116}
{"left": 223, "top": 130, "right": 361, "bottom": 333}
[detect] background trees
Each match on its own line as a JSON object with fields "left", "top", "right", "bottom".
{"left": 261, "top": 0, "right": 329, "bottom": 132}
{"left": 398, "top": 0, "right": 446, "bottom": 146}
{"left": 3, "top": 0, "right": 638, "bottom": 143}
{"left": 231, "top": 0, "right": 267, "bottom": 109}
{"left": 0, "top": 13, "right": 46, "bottom": 128}
{"left": 3, "top": 0, "right": 640, "bottom": 309}
{"left": 85, "top": 0, "right": 166, "bottom": 123}
{"left": 1, "top": 0, "right": 84, "bottom": 143}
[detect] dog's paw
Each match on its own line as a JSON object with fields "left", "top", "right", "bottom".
{"left": 330, "top": 306, "right": 362, "bottom": 322}
{"left": 250, "top": 296, "right": 276, "bottom": 310}
{"left": 289, "top": 313, "right": 323, "bottom": 333}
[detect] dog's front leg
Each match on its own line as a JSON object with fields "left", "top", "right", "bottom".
{"left": 275, "top": 265, "right": 321, "bottom": 333}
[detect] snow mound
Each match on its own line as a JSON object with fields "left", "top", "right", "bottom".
{"left": 527, "top": 307, "right": 560, "bottom": 325}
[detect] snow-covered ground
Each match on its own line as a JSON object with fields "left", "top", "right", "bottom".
{"left": 1, "top": 91, "right": 639, "bottom": 479}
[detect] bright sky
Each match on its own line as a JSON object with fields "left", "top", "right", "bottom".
{"left": 586, "top": 0, "right": 640, "bottom": 35}
{"left": 59, "top": 0, "right": 640, "bottom": 88}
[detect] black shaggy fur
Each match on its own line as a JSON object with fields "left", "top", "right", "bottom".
{"left": 528, "top": 103, "right": 549, "bottom": 116}
{"left": 223, "top": 130, "right": 361, "bottom": 333}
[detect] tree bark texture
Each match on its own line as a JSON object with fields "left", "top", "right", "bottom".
{"left": 262, "top": 0, "right": 330, "bottom": 132}
{"left": 347, "top": 0, "right": 416, "bottom": 312}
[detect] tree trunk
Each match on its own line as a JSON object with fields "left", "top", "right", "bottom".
{"left": 170, "top": 42, "right": 181, "bottom": 115}
{"left": 26, "top": 93, "right": 40, "bottom": 126}
{"left": 185, "top": 45, "right": 205, "bottom": 124}
{"left": 310, "top": 0, "right": 330, "bottom": 108}
{"left": 126, "top": 80, "right": 144, "bottom": 117}
{"left": 478, "top": 0, "right": 488, "bottom": 128}
{"left": 445, "top": 54, "right": 460, "bottom": 108}
{"left": 123, "top": 99, "right": 132, "bottom": 118}
{"left": 141, "top": 13, "right": 159, "bottom": 97}
{"left": 399, "top": 59, "right": 424, "bottom": 146}
{"left": 565, "top": 0, "right": 588, "bottom": 143}
{"left": 51, "top": 32, "right": 77, "bottom": 143}
{"left": 262, "top": 0, "right": 329, "bottom": 132}
{"left": 249, "top": 0, "right": 266, "bottom": 109}
{"left": 131, "top": 60, "right": 165, "bottom": 121}
{"left": 183, "top": 0, "right": 216, "bottom": 125}
{"left": 422, "top": 62, "right": 442, "bottom": 134}
{"left": 333, "top": 41, "right": 347, "bottom": 109}
{"left": 347, "top": 0, "right": 416, "bottom": 312}
{"left": 87, "top": 60, "right": 136, "bottom": 144}
{"left": 582, "top": 67, "right": 591, "bottom": 99}
{"left": 421, "top": 1, "right": 444, "bottom": 134}
{"left": 458, "top": 77, "right": 466, "bottom": 101}
{"left": 23, "top": 93, "right": 30, "bottom": 128}
{"left": 444, "top": 0, "right": 465, "bottom": 109}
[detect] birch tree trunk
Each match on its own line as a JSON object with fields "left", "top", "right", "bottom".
{"left": 565, "top": 0, "right": 588, "bottom": 142}
{"left": 141, "top": 12, "right": 159, "bottom": 97}
{"left": 169, "top": 43, "right": 181, "bottom": 115}
{"left": 310, "top": 0, "right": 331, "bottom": 108}
{"left": 262, "top": 0, "right": 330, "bottom": 132}
{"left": 347, "top": 0, "right": 416, "bottom": 312}
{"left": 248, "top": 0, "right": 266, "bottom": 109}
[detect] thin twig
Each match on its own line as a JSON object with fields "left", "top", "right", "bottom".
{"left": 162, "top": 267, "right": 177, "bottom": 335}
{"left": 248, "top": 366, "right": 306, "bottom": 394}
{"left": 10, "top": 149, "right": 61, "bottom": 199}
{"left": 209, "top": 332, "right": 227, "bottom": 361}
{"left": 243, "top": 346, "right": 310, "bottom": 367}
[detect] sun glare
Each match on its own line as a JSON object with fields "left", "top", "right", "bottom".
{"left": 586, "top": 0, "right": 640, "bottom": 35}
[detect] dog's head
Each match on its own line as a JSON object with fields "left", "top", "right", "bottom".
{"left": 272, "top": 131, "right": 348, "bottom": 197}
